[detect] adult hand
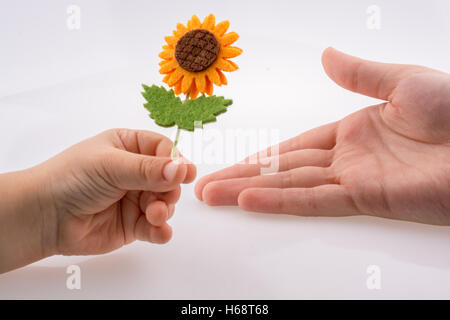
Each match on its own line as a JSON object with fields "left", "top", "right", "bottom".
{"left": 195, "top": 48, "right": 450, "bottom": 225}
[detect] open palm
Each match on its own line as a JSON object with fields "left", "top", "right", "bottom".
{"left": 195, "top": 48, "right": 450, "bottom": 225}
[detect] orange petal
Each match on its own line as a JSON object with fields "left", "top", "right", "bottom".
{"left": 217, "top": 58, "right": 238, "bottom": 72}
{"left": 168, "top": 68, "right": 184, "bottom": 86}
{"left": 217, "top": 69, "right": 228, "bottom": 85}
{"left": 162, "top": 73, "right": 171, "bottom": 83}
{"left": 214, "top": 21, "right": 230, "bottom": 37}
{"left": 205, "top": 76, "right": 214, "bottom": 96}
{"left": 159, "top": 60, "right": 177, "bottom": 74}
{"left": 221, "top": 46, "right": 242, "bottom": 59}
{"left": 189, "top": 81, "right": 199, "bottom": 99}
{"left": 174, "top": 79, "right": 182, "bottom": 95}
{"left": 175, "top": 23, "right": 188, "bottom": 37}
{"left": 159, "top": 60, "right": 171, "bottom": 66}
{"left": 195, "top": 75, "right": 207, "bottom": 93}
{"left": 181, "top": 75, "right": 194, "bottom": 93}
{"left": 227, "top": 60, "right": 239, "bottom": 70}
{"left": 202, "top": 14, "right": 216, "bottom": 30}
{"left": 158, "top": 49, "right": 174, "bottom": 59}
{"left": 221, "top": 32, "right": 239, "bottom": 46}
{"left": 188, "top": 14, "right": 201, "bottom": 30}
{"left": 165, "top": 36, "right": 178, "bottom": 47}
{"left": 207, "top": 68, "right": 221, "bottom": 86}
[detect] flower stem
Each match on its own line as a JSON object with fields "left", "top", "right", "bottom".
{"left": 170, "top": 126, "right": 181, "bottom": 158}
{"left": 169, "top": 93, "right": 190, "bottom": 159}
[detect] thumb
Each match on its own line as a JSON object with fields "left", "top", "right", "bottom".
{"left": 321, "top": 47, "right": 424, "bottom": 101}
{"left": 105, "top": 150, "right": 188, "bottom": 192}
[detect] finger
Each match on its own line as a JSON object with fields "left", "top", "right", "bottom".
{"left": 161, "top": 156, "right": 196, "bottom": 184}
{"left": 167, "top": 204, "right": 175, "bottom": 220}
{"left": 245, "top": 121, "right": 338, "bottom": 161}
{"left": 194, "top": 149, "right": 333, "bottom": 200}
{"left": 113, "top": 129, "right": 174, "bottom": 156}
{"left": 194, "top": 127, "right": 337, "bottom": 201}
{"left": 235, "top": 149, "right": 331, "bottom": 177}
{"left": 111, "top": 129, "right": 197, "bottom": 184}
{"left": 139, "top": 191, "right": 156, "bottom": 212}
{"left": 155, "top": 135, "right": 175, "bottom": 157}
{"left": 202, "top": 167, "right": 335, "bottom": 206}
{"left": 129, "top": 130, "right": 197, "bottom": 184}
{"left": 159, "top": 187, "right": 181, "bottom": 204}
{"left": 106, "top": 151, "right": 188, "bottom": 192}
{"left": 135, "top": 215, "right": 172, "bottom": 244}
{"left": 156, "top": 141, "right": 197, "bottom": 184}
{"left": 179, "top": 157, "right": 197, "bottom": 184}
{"left": 321, "top": 47, "right": 426, "bottom": 101}
{"left": 238, "top": 185, "right": 360, "bottom": 216}
{"left": 119, "top": 191, "right": 142, "bottom": 245}
{"left": 139, "top": 187, "right": 181, "bottom": 212}
{"left": 145, "top": 200, "right": 169, "bottom": 227}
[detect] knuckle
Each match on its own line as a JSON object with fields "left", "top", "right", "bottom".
{"left": 284, "top": 153, "right": 293, "bottom": 170}
{"left": 324, "top": 167, "right": 339, "bottom": 184}
{"left": 104, "top": 128, "right": 119, "bottom": 135}
{"left": 101, "top": 128, "right": 123, "bottom": 141}
{"left": 99, "top": 150, "right": 117, "bottom": 171}
{"left": 350, "top": 61, "right": 363, "bottom": 92}
{"left": 303, "top": 188, "right": 318, "bottom": 211}
{"left": 98, "top": 150, "right": 120, "bottom": 181}
{"left": 155, "top": 136, "right": 174, "bottom": 156}
{"left": 322, "top": 150, "right": 334, "bottom": 167}
{"left": 139, "top": 156, "right": 157, "bottom": 181}
{"left": 281, "top": 171, "right": 293, "bottom": 188}
{"left": 139, "top": 191, "right": 153, "bottom": 212}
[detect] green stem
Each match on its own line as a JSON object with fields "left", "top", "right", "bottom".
{"left": 170, "top": 126, "right": 181, "bottom": 158}
{"left": 169, "top": 93, "right": 190, "bottom": 159}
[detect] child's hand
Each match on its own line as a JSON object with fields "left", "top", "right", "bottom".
{"left": 196, "top": 48, "right": 450, "bottom": 225}
{"left": 0, "top": 129, "right": 196, "bottom": 273}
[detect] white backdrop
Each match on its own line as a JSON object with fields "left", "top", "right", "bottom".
{"left": 1, "top": 0, "right": 450, "bottom": 299}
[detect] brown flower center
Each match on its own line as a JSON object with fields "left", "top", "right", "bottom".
{"left": 175, "top": 29, "right": 220, "bottom": 73}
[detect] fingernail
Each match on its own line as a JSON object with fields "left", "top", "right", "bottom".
{"left": 163, "top": 159, "right": 181, "bottom": 181}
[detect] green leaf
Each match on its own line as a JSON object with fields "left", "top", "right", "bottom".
{"left": 142, "top": 85, "right": 232, "bottom": 131}
{"left": 142, "top": 84, "right": 182, "bottom": 127}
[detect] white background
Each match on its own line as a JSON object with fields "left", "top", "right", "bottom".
{"left": 1, "top": 0, "right": 450, "bottom": 299}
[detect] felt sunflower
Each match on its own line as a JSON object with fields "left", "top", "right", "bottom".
{"left": 159, "top": 14, "right": 242, "bottom": 99}
{"left": 142, "top": 14, "right": 241, "bottom": 157}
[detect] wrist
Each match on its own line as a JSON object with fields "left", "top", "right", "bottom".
{"left": 28, "top": 164, "right": 59, "bottom": 258}
{"left": 0, "top": 166, "right": 58, "bottom": 273}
